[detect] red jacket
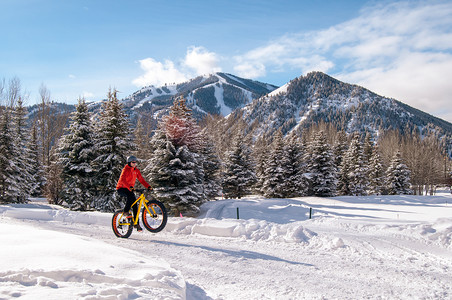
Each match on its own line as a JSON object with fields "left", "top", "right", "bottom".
{"left": 116, "top": 164, "right": 150, "bottom": 190}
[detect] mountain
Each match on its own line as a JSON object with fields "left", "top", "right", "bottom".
{"left": 25, "top": 71, "right": 451, "bottom": 156}
{"left": 240, "top": 72, "right": 452, "bottom": 143}
{"left": 118, "top": 72, "right": 278, "bottom": 120}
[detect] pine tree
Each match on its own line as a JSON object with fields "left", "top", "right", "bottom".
{"left": 305, "top": 131, "right": 337, "bottom": 197}
{"left": 133, "top": 116, "right": 153, "bottom": 161}
{"left": 92, "top": 89, "right": 135, "bottom": 212}
{"left": 144, "top": 130, "right": 170, "bottom": 189}
{"left": 363, "top": 132, "right": 373, "bottom": 164}
{"left": 222, "top": 133, "right": 256, "bottom": 199}
{"left": 57, "top": 99, "right": 96, "bottom": 210}
{"left": 368, "top": 144, "right": 385, "bottom": 195}
{"left": 45, "top": 147, "right": 64, "bottom": 205}
{"left": 281, "top": 134, "right": 306, "bottom": 197}
{"left": 144, "top": 97, "right": 207, "bottom": 216}
{"left": 253, "top": 135, "right": 270, "bottom": 195}
{"left": 333, "top": 130, "right": 348, "bottom": 191}
{"left": 339, "top": 133, "right": 368, "bottom": 196}
{"left": 149, "top": 140, "right": 204, "bottom": 216}
{"left": 163, "top": 96, "right": 202, "bottom": 151}
{"left": 12, "top": 98, "right": 33, "bottom": 202}
{"left": 386, "top": 150, "right": 412, "bottom": 195}
{"left": 0, "top": 108, "right": 23, "bottom": 203}
{"left": 199, "top": 130, "right": 222, "bottom": 200}
{"left": 262, "top": 131, "right": 287, "bottom": 198}
{"left": 28, "top": 124, "right": 45, "bottom": 197}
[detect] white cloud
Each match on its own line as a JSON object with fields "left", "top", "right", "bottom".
{"left": 132, "top": 58, "right": 189, "bottom": 87}
{"left": 234, "top": 61, "right": 266, "bottom": 78}
{"left": 184, "top": 46, "right": 221, "bottom": 75}
{"left": 337, "top": 51, "right": 452, "bottom": 122}
{"left": 233, "top": 35, "right": 335, "bottom": 77}
{"left": 133, "top": 46, "right": 222, "bottom": 88}
{"left": 130, "top": 2, "right": 452, "bottom": 122}
{"left": 330, "top": 1, "right": 452, "bottom": 122}
{"left": 233, "top": 1, "right": 452, "bottom": 122}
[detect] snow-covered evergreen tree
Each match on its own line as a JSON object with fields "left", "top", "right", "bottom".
{"left": 133, "top": 116, "right": 155, "bottom": 161}
{"left": 146, "top": 137, "right": 205, "bottom": 216}
{"left": 144, "top": 97, "right": 207, "bottom": 216}
{"left": 57, "top": 99, "right": 96, "bottom": 210}
{"left": 199, "top": 130, "right": 222, "bottom": 200}
{"left": 363, "top": 132, "right": 373, "bottom": 164}
{"left": 92, "top": 89, "right": 135, "bottom": 212}
{"left": 45, "top": 146, "right": 64, "bottom": 205}
{"left": 28, "top": 124, "right": 45, "bottom": 197}
{"left": 333, "top": 130, "right": 348, "bottom": 170}
{"left": 281, "top": 134, "right": 306, "bottom": 197}
{"left": 262, "top": 131, "right": 287, "bottom": 198}
{"left": 305, "top": 131, "right": 337, "bottom": 197}
{"left": 12, "top": 98, "right": 33, "bottom": 202}
{"left": 368, "top": 144, "right": 385, "bottom": 195}
{"left": 253, "top": 135, "right": 270, "bottom": 195}
{"left": 163, "top": 96, "right": 202, "bottom": 151}
{"left": 386, "top": 150, "right": 412, "bottom": 195}
{"left": 0, "top": 108, "right": 23, "bottom": 203}
{"left": 339, "top": 133, "right": 368, "bottom": 196}
{"left": 222, "top": 133, "right": 256, "bottom": 199}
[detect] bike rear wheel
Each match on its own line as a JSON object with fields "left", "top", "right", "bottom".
{"left": 112, "top": 210, "right": 133, "bottom": 238}
{"left": 142, "top": 200, "right": 167, "bottom": 233}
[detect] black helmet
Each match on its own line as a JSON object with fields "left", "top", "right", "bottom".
{"left": 127, "top": 155, "right": 138, "bottom": 163}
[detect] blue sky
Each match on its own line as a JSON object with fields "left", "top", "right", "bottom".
{"left": 1, "top": 0, "right": 452, "bottom": 122}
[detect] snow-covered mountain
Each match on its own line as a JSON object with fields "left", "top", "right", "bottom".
{"left": 241, "top": 71, "right": 452, "bottom": 141}
{"left": 120, "top": 72, "right": 278, "bottom": 120}
{"left": 25, "top": 71, "right": 451, "bottom": 156}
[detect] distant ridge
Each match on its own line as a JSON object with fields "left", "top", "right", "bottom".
{"left": 25, "top": 71, "right": 451, "bottom": 156}
{"left": 240, "top": 71, "right": 452, "bottom": 140}
{"left": 121, "top": 72, "right": 278, "bottom": 119}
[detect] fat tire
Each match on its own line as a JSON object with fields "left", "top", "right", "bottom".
{"left": 142, "top": 200, "right": 167, "bottom": 233}
{"left": 112, "top": 210, "right": 133, "bottom": 238}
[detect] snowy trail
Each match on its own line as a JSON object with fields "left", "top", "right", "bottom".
{"left": 1, "top": 195, "right": 451, "bottom": 299}
{"left": 7, "top": 215, "right": 451, "bottom": 299}
{"left": 305, "top": 220, "right": 451, "bottom": 299}
{"left": 17, "top": 219, "right": 318, "bottom": 299}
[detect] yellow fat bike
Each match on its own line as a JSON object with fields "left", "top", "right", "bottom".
{"left": 112, "top": 189, "right": 167, "bottom": 238}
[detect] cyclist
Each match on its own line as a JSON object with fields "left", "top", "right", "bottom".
{"left": 116, "top": 155, "right": 152, "bottom": 231}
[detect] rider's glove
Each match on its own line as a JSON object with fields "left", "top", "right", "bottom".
{"left": 147, "top": 186, "right": 153, "bottom": 191}
{"left": 130, "top": 186, "right": 134, "bottom": 192}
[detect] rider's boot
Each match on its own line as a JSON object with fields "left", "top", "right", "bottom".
{"left": 135, "top": 223, "right": 143, "bottom": 232}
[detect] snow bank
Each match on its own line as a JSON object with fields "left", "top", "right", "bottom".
{"left": 0, "top": 202, "right": 317, "bottom": 244}
{"left": 1, "top": 203, "right": 110, "bottom": 225}
{"left": 2, "top": 192, "right": 452, "bottom": 247}
{"left": 395, "top": 217, "right": 452, "bottom": 249}
{"left": 166, "top": 218, "right": 316, "bottom": 243}
{"left": 0, "top": 222, "right": 186, "bottom": 300}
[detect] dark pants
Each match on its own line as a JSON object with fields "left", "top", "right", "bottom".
{"left": 117, "top": 188, "right": 138, "bottom": 218}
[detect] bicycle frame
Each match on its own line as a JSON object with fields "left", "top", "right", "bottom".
{"left": 112, "top": 189, "right": 167, "bottom": 238}
{"left": 120, "top": 193, "right": 157, "bottom": 226}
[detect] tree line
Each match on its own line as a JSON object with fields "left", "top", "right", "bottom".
{"left": 1, "top": 78, "right": 450, "bottom": 216}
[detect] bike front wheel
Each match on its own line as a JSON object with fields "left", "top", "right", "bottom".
{"left": 142, "top": 200, "right": 167, "bottom": 233}
{"left": 112, "top": 210, "right": 133, "bottom": 238}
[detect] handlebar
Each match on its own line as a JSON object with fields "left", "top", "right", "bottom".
{"left": 133, "top": 188, "right": 152, "bottom": 194}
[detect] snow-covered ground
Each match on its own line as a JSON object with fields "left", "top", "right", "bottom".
{"left": 1, "top": 192, "right": 451, "bottom": 299}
